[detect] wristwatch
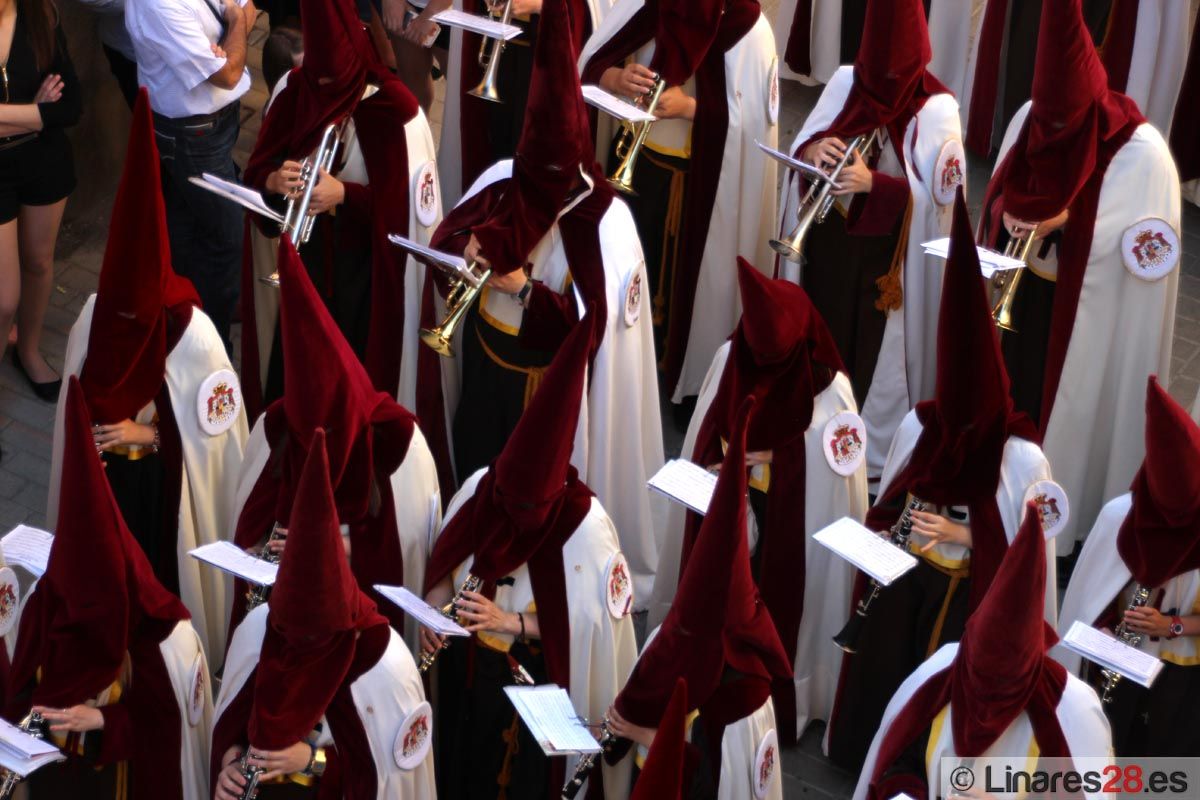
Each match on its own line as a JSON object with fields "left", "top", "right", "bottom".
{"left": 1168, "top": 615, "right": 1184, "bottom": 639}
{"left": 516, "top": 279, "right": 534, "bottom": 305}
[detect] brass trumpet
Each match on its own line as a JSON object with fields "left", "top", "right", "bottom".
{"left": 418, "top": 574, "right": 484, "bottom": 674}
{"left": 990, "top": 230, "right": 1037, "bottom": 333}
{"left": 771, "top": 129, "right": 880, "bottom": 263}
{"left": 261, "top": 122, "right": 346, "bottom": 287}
{"left": 607, "top": 75, "right": 668, "bottom": 196}
{"left": 832, "top": 497, "right": 926, "bottom": 654}
{"left": 245, "top": 524, "right": 284, "bottom": 613}
{"left": 1100, "top": 584, "right": 1154, "bottom": 704}
{"left": 0, "top": 711, "right": 47, "bottom": 800}
{"left": 420, "top": 261, "right": 493, "bottom": 358}
{"left": 468, "top": 0, "right": 514, "bottom": 103}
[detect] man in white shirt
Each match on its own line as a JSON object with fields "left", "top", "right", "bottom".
{"left": 125, "top": 0, "right": 256, "bottom": 349}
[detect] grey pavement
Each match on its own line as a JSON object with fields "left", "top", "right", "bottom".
{"left": 7, "top": 23, "right": 1198, "bottom": 799}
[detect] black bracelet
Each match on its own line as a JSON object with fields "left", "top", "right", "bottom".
{"left": 517, "top": 612, "right": 526, "bottom": 643}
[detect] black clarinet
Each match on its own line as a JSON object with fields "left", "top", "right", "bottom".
{"left": 832, "top": 497, "right": 926, "bottom": 654}
{"left": 561, "top": 721, "right": 615, "bottom": 800}
{"left": 245, "top": 524, "right": 283, "bottom": 613}
{"left": 418, "top": 575, "right": 483, "bottom": 674}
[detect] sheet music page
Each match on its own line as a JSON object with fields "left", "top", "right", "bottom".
{"left": 504, "top": 686, "right": 602, "bottom": 756}
{"left": 1061, "top": 621, "right": 1165, "bottom": 688}
{"left": 581, "top": 86, "right": 657, "bottom": 123}
{"left": 1, "top": 525, "right": 52, "bottom": 577}
{"left": 386, "top": 235, "right": 479, "bottom": 286}
{"left": 0, "top": 718, "right": 63, "bottom": 777}
{"left": 754, "top": 140, "right": 828, "bottom": 183}
{"left": 431, "top": 9, "right": 522, "bottom": 39}
{"left": 373, "top": 585, "right": 469, "bottom": 637}
{"left": 647, "top": 459, "right": 718, "bottom": 515}
{"left": 920, "top": 237, "right": 1024, "bottom": 278}
{"left": 188, "top": 174, "right": 284, "bottom": 223}
{"left": 189, "top": 541, "right": 279, "bottom": 586}
{"left": 813, "top": 517, "right": 918, "bottom": 586}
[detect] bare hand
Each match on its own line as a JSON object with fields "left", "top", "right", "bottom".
{"left": 1124, "top": 606, "right": 1171, "bottom": 638}
{"left": 383, "top": 0, "right": 407, "bottom": 35}
{"left": 246, "top": 741, "right": 312, "bottom": 781}
{"left": 1003, "top": 209, "right": 1069, "bottom": 240}
{"left": 33, "top": 704, "right": 105, "bottom": 733}
{"left": 487, "top": 268, "right": 529, "bottom": 295}
{"left": 306, "top": 168, "right": 344, "bottom": 215}
{"left": 910, "top": 510, "right": 972, "bottom": 551}
{"left": 214, "top": 746, "right": 248, "bottom": 800}
{"left": 654, "top": 86, "right": 695, "bottom": 121}
{"left": 455, "top": 590, "right": 520, "bottom": 634}
{"left": 265, "top": 160, "right": 304, "bottom": 198}
{"left": 496, "top": 0, "right": 541, "bottom": 14}
{"left": 830, "top": 155, "right": 872, "bottom": 196}
{"left": 403, "top": 10, "right": 438, "bottom": 45}
{"left": 33, "top": 73, "right": 63, "bottom": 104}
{"left": 606, "top": 704, "right": 656, "bottom": 749}
{"left": 419, "top": 625, "right": 446, "bottom": 655}
{"left": 802, "top": 137, "right": 847, "bottom": 171}
{"left": 211, "top": 42, "right": 228, "bottom": 59}
{"left": 464, "top": 233, "right": 488, "bottom": 267}
{"left": 600, "top": 63, "right": 657, "bottom": 98}
{"left": 745, "top": 450, "right": 773, "bottom": 467}
{"left": 93, "top": 419, "right": 156, "bottom": 452}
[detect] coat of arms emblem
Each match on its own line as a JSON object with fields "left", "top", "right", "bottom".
{"left": 402, "top": 713, "right": 429, "bottom": 759}
{"left": 206, "top": 382, "right": 237, "bottom": 427}
{"left": 1033, "top": 492, "right": 1061, "bottom": 530}
{"left": 829, "top": 423, "right": 863, "bottom": 467}
{"left": 608, "top": 558, "right": 632, "bottom": 617}
{"left": 939, "top": 155, "right": 963, "bottom": 197}
{"left": 1131, "top": 229, "right": 1172, "bottom": 271}
{"left": 0, "top": 581, "right": 15, "bottom": 623}
{"left": 758, "top": 744, "right": 775, "bottom": 793}
{"left": 419, "top": 172, "right": 436, "bottom": 215}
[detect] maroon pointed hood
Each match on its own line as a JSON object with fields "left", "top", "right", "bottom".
{"left": 469, "top": 0, "right": 599, "bottom": 274}
{"left": 1116, "top": 377, "right": 1200, "bottom": 588}
{"left": 799, "top": 0, "right": 947, "bottom": 163}
{"left": 12, "top": 378, "right": 188, "bottom": 708}
{"left": 616, "top": 398, "right": 790, "bottom": 728}
{"left": 866, "top": 504, "right": 1071, "bottom": 800}
{"left": 631, "top": 678, "right": 689, "bottom": 800}
{"left": 249, "top": 429, "right": 387, "bottom": 750}
{"left": 80, "top": 89, "right": 199, "bottom": 424}
{"left": 649, "top": 0, "right": 723, "bottom": 84}
{"left": 999, "top": 0, "right": 1144, "bottom": 221}
{"left": 276, "top": 236, "right": 415, "bottom": 521}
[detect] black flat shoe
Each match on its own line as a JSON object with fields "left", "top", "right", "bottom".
{"left": 12, "top": 350, "right": 62, "bottom": 402}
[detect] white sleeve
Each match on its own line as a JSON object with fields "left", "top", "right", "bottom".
{"left": 132, "top": 2, "right": 227, "bottom": 90}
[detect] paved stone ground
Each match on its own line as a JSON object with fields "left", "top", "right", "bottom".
{"left": 5, "top": 22, "right": 1199, "bottom": 798}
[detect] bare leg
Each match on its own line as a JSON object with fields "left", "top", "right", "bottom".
{"left": 0, "top": 219, "right": 21, "bottom": 363}
{"left": 393, "top": 32, "right": 436, "bottom": 112}
{"left": 15, "top": 199, "right": 67, "bottom": 382}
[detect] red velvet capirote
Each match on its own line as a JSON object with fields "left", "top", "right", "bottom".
{"left": 866, "top": 504, "right": 1071, "bottom": 800}
{"left": 248, "top": 429, "right": 388, "bottom": 750}
{"left": 794, "top": 0, "right": 948, "bottom": 166}
{"left": 616, "top": 397, "right": 791, "bottom": 729}
{"left": 1116, "top": 377, "right": 1200, "bottom": 589}
{"left": 11, "top": 378, "right": 188, "bottom": 709}
{"left": 469, "top": 0, "right": 595, "bottom": 275}
{"left": 80, "top": 88, "right": 199, "bottom": 424}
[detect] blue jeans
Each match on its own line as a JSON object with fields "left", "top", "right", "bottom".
{"left": 153, "top": 102, "right": 244, "bottom": 349}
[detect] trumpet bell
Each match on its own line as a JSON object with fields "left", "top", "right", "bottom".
{"left": 468, "top": 76, "right": 504, "bottom": 103}
{"left": 606, "top": 170, "right": 638, "bottom": 196}
{"left": 831, "top": 615, "right": 862, "bottom": 654}
{"left": 769, "top": 236, "right": 803, "bottom": 262}
{"left": 419, "top": 326, "right": 456, "bottom": 358}
{"left": 259, "top": 271, "right": 281, "bottom": 288}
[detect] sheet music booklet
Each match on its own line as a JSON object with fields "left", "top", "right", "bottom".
{"left": 189, "top": 541, "right": 279, "bottom": 587}
{"left": 373, "top": 585, "right": 469, "bottom": 637}
{"left": 0, "top": 718, "right": 63, "bottom": 778}
{"left": 0, "top": 524, "right": 52, "bottom": 578}
{"left": 581, "top": 86, "right": 657, "bottom": 123}
{"left": 647, "top": 459, "right": 717, "bottom": 515}
{"left": 813, "top": 517, "right": 918, "bottom": 586}
{"left": 1060, "top": 621, "right": 1164, "bottom": 689}
{"left": 504, "top": 685, "right": 602, "bottom": 756}
{"left": 187, "top": 173, "right": 284, "bottom": 224}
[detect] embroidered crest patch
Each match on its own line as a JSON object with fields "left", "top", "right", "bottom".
{"left": 0, "top": 567, "right": 18, "bottom": 638}
{"left": 822, "top": 411, "right": 867, "bottom": 476}
{"left": 394, "top": 702, "right": 433, "bottom": 770}
{"left": 1121, "top": 218, "right": 1179, "bottom": 281}
{"left": 753, "top": 728, "right": 778, "bottom": 799}
{"left": 604, "top": 552, "right": 634, "bottom": 619}
{"left": 933, "top": 139, "right": 966, "bottom": 206}
{"left": 767, "top": 57, "right": 780, "bottom": 125}
{"left": 414, "top": 160, "right": 439, "bottom": 228}
{"left": 624, "top": 270, "right": 644, "bottom": 328}
{"left": 188, "top": 651, "right": 206, "bottom": 727}
{"left": 1022, "top": 480, "right": 1069, "bottom": 540}
{"left": 196, "top": 369, "right": 241, "bottom": 436}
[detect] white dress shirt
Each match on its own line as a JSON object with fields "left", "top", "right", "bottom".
{"left": 125, "top": 0, "right": 251, "bottom": 118}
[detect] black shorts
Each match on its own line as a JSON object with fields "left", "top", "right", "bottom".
{"left": 0, "top": 130, "right": 75, "bottom": 224}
